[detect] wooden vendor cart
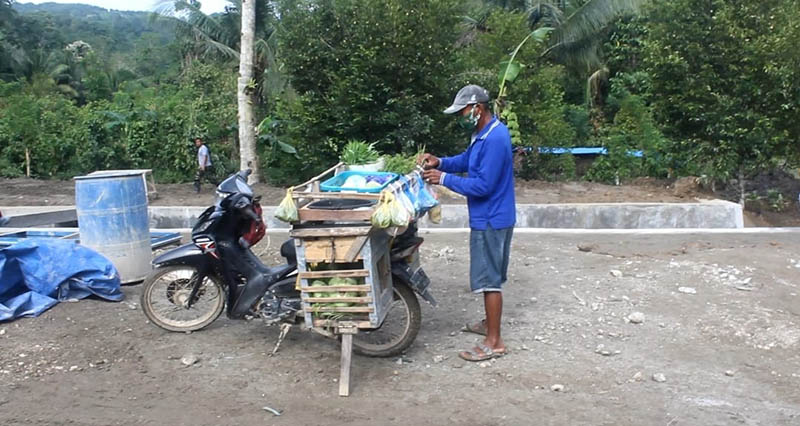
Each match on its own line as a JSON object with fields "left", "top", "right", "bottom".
{"left": 287, "top": 163, "right": 411, "bottom": 396}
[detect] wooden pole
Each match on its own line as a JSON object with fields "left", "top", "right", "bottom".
{"left": 339, "top": 333, "right": 353, "bottom": 397}
{"left": 25, "top": 148, "right": 30, "bottom": 178}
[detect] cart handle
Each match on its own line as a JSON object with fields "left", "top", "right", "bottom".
{"left": 290, "top": 162, "right": 344, "bottom": 192}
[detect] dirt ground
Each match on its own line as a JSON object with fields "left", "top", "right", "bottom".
{"left": 2, "top": 232, "right": 799, "bottom": 426}
{"left": 2, "top": 177, "right": 799, "bottom": 227}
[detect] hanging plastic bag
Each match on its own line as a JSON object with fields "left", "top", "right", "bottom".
{"left": 275, "top": 188, "right": 299, "bottom": 222}
{"left": 371, "top": 191, "right": 394, "bottom": 228}
{"left": 427, "top": 184, "right": 442, "bottom": 224}
{"left": 414, "top": 173, "right": 439, "bottom": 214}
{"left": 403, "top": 172, "right": 421, "bottom": 215}
{"left": 395, "top": 190, "right": 415, "bottom": 219}
{"left": 392, "top": 177, "right": 415, "bottom": 219}
{"left": 390, "top": 193, "right": 410, "bottom": 227}
{"left": 428, "top": 204, "right": 442, "bottom": 224}
{"left": 402, "top": 181, "right": 418, "bottom": 216}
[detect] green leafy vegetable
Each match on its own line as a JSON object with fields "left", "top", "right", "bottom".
{"left": 340, "top": 140, "right": 380, "bottom": 165}
{"left": 382, "top": 153, "right": 417, "bottom": 174}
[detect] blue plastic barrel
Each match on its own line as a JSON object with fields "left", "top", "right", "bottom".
{"left": 74, "top": 171, "right": 151, "bottom": 283}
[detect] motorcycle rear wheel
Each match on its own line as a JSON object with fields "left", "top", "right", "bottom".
{"left": 141, "top": 266, "right": 226, "bottom": 332}
{"left": 350, "top": 280, "right": 421, "bottom": 358}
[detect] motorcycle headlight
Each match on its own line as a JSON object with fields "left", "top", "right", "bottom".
{"left": 193, "top": 219, "right": 213, "bottom": 233}
{"left": 215, "top": 190, "right": 231, "bottom": 204}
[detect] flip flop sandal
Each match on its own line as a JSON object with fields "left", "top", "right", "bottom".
{"left": 458, "top": 344, "right": 507, "bottom": 362}
{"left": 461, "top": 320, "right": 487, "bottom": 336}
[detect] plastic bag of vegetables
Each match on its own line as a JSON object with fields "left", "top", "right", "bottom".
{"left": 372, "top": 190, "right": 409, "bottom": 228}
{"left": 395, "top": 191, "right": 415, "bottom": 220}
{"left": 392, "top": 176, "right": 416, "bottom": 217}
{"left": 426, "top": 182, "right": 442, "bottom": 224}
{"left": 371, "top": 191, "right": 394, "bottom": 228}
{"left": 414, "top": 173, "right": 439, "bottom": 214}
{"left": 390, "top": 196, "right": 410, "bottom": 227}
{"left": 274, "top": 188, "right": 299, "bottom": 222}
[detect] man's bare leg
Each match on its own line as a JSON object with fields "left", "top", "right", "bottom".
{"left": 483, "top": 291, "right": 505, "bottom": 351}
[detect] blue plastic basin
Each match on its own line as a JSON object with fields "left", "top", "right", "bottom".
{"left": 320, "top": 171, "right": 399, "bottom": 193}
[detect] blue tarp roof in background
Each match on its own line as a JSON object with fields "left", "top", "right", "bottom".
{"left": 517, "top": 146, "right": 644, "bottom": 158}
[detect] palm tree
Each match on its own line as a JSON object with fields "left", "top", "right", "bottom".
{"left": 0, "top": 0, "right": 14, "bottom": 22}
{"left": 461, "top": 0, "right": 646, "bottom": 78}
{"left": 13, "top": 49, "right": 80, "bottom": 98}
{"left": 155, "top": 0, "right": 239, "bottom": 65}
{"left": 529, "top": 0, "right": 647, "bottom": 73}
{"left": 156, "top": 0, "right": 285, "bottom": 182}
{"left": 154, "top": 0, "right": 283, "bottom": 102}
{"left": 238, "top": 0, "right": 258, "bottom": 182}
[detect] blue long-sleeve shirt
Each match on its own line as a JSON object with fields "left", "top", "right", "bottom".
{"left": 439, "top": 117, "right": 516, "bottom": 230}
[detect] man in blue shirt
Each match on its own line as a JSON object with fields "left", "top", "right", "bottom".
{"left": 421, "top": 85, "right": 516, "bottom": 362}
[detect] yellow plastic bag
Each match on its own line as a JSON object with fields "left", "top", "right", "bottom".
{"left": 390, "top": 194, "right": 410, "bottom": 227}
{"left": 275, "top": 188, "right": 299, "bottom": 222}
{"left": 371, "top": 191, "right": 394, "bottom": 228}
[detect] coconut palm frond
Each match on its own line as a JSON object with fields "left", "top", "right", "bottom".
{"left": 5, "top": 42, "right": 29, "bottom": 74}
{"left": 49, "top": 63, "right": 70, "bottom": 78}
{"left": 254, "top": 32, "right": 288, "bottom": 99}
{"left": 526, "top": 1, "right": 564, "bottom": 29}
{"left": 546, "top": 34, "right": 603, "bottom": 72}
{"left": 546, "top": 0, "right": 646, "bottom": 54}
{"left": 457, "top": 6, "right": 493, "bottom": 48}
{"left": 192, "top": 27, "right": 240, "bottom": 59}
{"left": 56, "top": 83, "right": 79, "bottom": 98}
{"left": 155, "top": 1, "right": 240, "bottom": 57}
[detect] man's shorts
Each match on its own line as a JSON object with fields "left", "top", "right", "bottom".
{"left": 469, "top": 225, "right": 514, "bottom": 293}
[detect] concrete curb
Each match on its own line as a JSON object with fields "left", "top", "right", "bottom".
{"left": 2, "top": 201, "right": 747, "bottom": 230}
{"left": 151, "top": 202, "right": 745, "bottom": 230}
{"left": 8, "top": 227, "right": 794, "bottom": 235}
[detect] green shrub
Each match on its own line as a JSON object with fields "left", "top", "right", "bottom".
{"left": 584, "top": 90, "right": 670, "bottom": 184}
{"left": 517, "top": 152, "right": 576, "bottom": 182}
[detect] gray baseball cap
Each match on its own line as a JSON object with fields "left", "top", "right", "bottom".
{"left": 443, "top": 84, "right": 490, "bottom": 114}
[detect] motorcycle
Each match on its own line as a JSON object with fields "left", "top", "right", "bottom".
{"left": 140, "top": 170, "right": 435, "bottom": 357}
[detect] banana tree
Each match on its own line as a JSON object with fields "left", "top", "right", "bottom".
{"left": 494, "top": 27, "right": 553, "bottom": 145}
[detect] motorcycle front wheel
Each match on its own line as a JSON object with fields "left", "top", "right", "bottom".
{"left": 350, "top": 280, "right": 422, "bottom": 358}
{"left": 141, "top": 266, "right": 226, "bottom": 332}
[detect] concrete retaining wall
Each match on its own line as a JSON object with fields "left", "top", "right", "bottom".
{"left": 150, "top": 201, "right": 744, "bottom": 229}
{"left": 2, "top": 201, "right": 743, "bottom": 229}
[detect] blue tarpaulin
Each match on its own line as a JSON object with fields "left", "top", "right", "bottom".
{"left": 516, "top": 146, "right": 645, "bottom": 158}
{"left": 0, "top": 239, "right": 124, "bottom": 321}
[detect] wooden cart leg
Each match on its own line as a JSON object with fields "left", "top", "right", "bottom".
{"left": 339, "top": 333, "right": 353, "bottom": 397}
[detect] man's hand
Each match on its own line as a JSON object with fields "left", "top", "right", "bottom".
{"left": 417, "top": 153, "right": 440, "bottom": 170}
{"left": 422, "top": 169, "right": 443, "bottom": 185}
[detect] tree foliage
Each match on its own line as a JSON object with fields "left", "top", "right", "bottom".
{"left": 0, "top": 0, "right": 798, "bottom": 193}
{"left": 643, "top": 0, "right": 800, "bottom": 184}
{"left": 270, "top": 0, "right": 463, "bottom": 181}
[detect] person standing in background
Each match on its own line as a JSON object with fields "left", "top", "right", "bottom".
{"left": 193, "top": 137, "right": 214, "bottom": 193}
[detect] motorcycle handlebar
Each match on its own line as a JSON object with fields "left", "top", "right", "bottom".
{"left": 238, "top": 169, "right": 252, "bottom": 179}
{"left": 242, "top": 206, "right": 260, "bottom": 222}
